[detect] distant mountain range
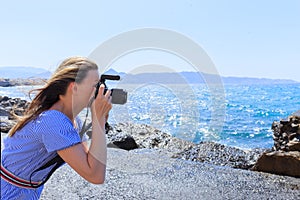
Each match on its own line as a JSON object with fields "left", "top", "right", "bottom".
{"left": 0, "top": 67, "right": 52, "bottom": 79}
{"left": 0, "top": 66, "right": 298, "bottom": 85}
{"left": 104, "top": 70, "right": 298, "bottom": 84}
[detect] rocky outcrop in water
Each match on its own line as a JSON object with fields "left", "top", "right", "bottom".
{"left": 252, "top": 111, "right": 300, "bottom": 177}
{"left": 0, "top": 79, "right": 13, "bottom": 87}
{"left": 272, "top": 111, "right": 300, "bottom": 151}
{"left": 0, "top": 96, "right": 29, "bottom": 133}
{"left": 0, "top": 78, "right": 46, "bottom": 87}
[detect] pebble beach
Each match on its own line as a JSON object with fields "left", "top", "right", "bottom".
{"left": 40, "top": 148, "right": 300, "bottom": 200}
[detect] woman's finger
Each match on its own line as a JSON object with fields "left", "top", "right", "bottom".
{"left": 97, "top": 84, "right": 105, "bottom": 98}
{"left": 104, "top": 89, "right": 111, "bottom": 99}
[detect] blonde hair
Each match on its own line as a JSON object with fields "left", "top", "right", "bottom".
{"left": 9, "top": 56, "right": 98, "bottom": 136}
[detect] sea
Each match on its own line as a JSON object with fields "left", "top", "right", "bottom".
{"left": 1, "top": 83, "right": 299, "bottom": 150}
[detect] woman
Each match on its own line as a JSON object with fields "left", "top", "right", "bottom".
{"left": 1, "top": 56, "right": 112, "bottom": 199}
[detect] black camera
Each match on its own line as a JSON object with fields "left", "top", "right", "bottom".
{"left": 94, "top": 74, "right": 127, "bottom": 105}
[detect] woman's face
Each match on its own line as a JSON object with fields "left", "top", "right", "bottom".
{"left": 73, "top": 69, "right": 99, "bottom": 110}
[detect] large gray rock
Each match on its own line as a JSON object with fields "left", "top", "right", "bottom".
{"left": 107, "top": 132, "right": 138, "bottom": 150}
{"left": 272, "top": 112, "right": 300, "bottom": 151}
{"left": 252, "top": 151, "right": 300, "bottom": 178}
{"left": 253, "top": 111, "right": 300, "bottom": 177}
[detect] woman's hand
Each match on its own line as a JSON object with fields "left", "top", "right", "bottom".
{"left": 91, "top": 84, "right": 112, "bottom": 126}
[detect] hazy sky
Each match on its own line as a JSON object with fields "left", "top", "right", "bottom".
{"left": 0, "top": 0, "right": 299, "bottom": 81}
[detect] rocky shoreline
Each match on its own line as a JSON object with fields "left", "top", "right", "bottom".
{"left": 105, "top": 123, "right": 265, "bottom": 170}
{"left": 1, "top": 96, "right": 300, "bottom": 199}
{"left": 0, "top": 96, "right": 266, "bottom": 171}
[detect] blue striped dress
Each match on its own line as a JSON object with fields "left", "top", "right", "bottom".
{"left": 1, "top": 110, "right": 88, "bottom": 200}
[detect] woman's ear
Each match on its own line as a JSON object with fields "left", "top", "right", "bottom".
{"left": 69, "top": 82, "right": 77, "bottom": 94}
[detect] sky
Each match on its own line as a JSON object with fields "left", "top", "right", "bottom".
{"left": 0, "top": 0, "right": 299, "bottom": 81}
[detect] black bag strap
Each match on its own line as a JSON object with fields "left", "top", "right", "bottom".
{"left": 29, "top": 155, "right": 65, "bottom": 188}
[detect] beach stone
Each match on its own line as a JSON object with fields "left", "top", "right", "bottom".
{"left": 173, "top": 141, "right": 265, "bottom": 169}
{"left": 252, "top": 151, "right": 300, "bottom": 178}
{"left": 0, "top": 96, "right": 10, "bottom": 102}
{"left": 107, "top": 133, "right": 138, "bottom": 150}
{"left": 287, "top": 141, "right": 300, "bottom": 151}
{"left": 0, "top": 106, "right": 9, "bottom": 116}
{"left": 0, "top": 118, "right": 16, "bottom": 133}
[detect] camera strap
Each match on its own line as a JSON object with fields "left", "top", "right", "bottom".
{"left": 28, "top": 155, "right": 65, "bottom": 188}
{"left": 79, "top": 107, "right": 90, "bottom": 138}
{"left": 1, "top": 155, "right": 65, "bottom": 189}
{"left": 79, "top": 104, "right": 110, "bottom": 138}
{"left": 1, "top": 165, "right": 41, "bottom": 189}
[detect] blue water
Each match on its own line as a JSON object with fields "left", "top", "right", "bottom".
{"left": 1, "top": 83, "right": 300, "bottom": 149}
{"left": 110, "top": 83, "right": 300, "bottom": 149}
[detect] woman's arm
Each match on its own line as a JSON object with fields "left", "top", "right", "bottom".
{"left": 57, "top": 85, "right": 111, "bottom": 184}
{"left": 57, "top": 145, "right": 106, "bottom": 184}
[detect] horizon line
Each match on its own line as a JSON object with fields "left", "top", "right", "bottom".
{"left": 0, "top": 66, "right": 299, "bottom": 83}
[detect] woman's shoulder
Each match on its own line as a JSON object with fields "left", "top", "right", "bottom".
{"left": 36, "top": 110, "right": 72, "bottom": 125}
